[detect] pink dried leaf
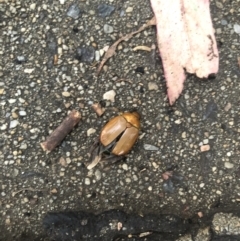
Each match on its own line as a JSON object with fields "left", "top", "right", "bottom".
{"left": 150, "top": 0, "right": 219, "bottom": 105}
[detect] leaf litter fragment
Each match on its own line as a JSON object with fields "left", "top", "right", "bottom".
{"left": 133, "top": 46, "right": 152, "bottom": 52}
{"left": 96, "top": 17, "right": 156, "bottom": 75}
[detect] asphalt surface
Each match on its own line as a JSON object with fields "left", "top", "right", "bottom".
{"left": 0, "top": 0, "right": 240, "bottom": 240}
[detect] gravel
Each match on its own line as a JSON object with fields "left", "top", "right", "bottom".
{"left": 0, "top": 0, "right": 240, "bottom": 240}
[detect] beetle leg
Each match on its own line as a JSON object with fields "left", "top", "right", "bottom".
{"left": 88, "top": 137, "right": 101, "bottom": 155}
{"left": 100, "top": 155, "right": 125, "bottom": 170}
{"left": 99, "top": 140, "right": 116, "bottom": 155}
{"left": 102, "top": 155, "right": 124, "bottom": 162}
{"left": 86, "top": 138, "right": 102, "bottom": 169}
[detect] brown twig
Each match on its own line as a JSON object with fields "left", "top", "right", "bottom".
{"left": 96, "top": 17, "right": 156, "bottom": 76}
{"left": 40, "top": 110, "right": 81, "bottom": 152}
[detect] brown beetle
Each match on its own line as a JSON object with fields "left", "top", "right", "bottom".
{"left": 87, "top": 112, "right": 140, "bottom": 169}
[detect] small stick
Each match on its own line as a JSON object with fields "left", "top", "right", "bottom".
{"left": 40, "top": 110, "right": 81, "bottom": 152}
{"left": 96, "top": 17, "right": 156, "bottom": 76}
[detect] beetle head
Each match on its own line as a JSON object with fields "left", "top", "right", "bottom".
{"left": 131, "top": 111, "right": 140, "bottom": 120}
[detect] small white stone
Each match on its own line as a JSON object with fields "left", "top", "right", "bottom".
{"left": 62, "top": 91, "right": 71, "bottom": 97}
{"left": 85, "top": 178, "right": 91, "bottom": 185}
{"left": 133, "top": 175, "right": 138, "bottom": 181}
{"left": 148, "top": 186, "right": 152, "bottom": 191}
{"left": 203, "top": 139, "right": 209, "bottom": 144}
{"left": 19, "top": 98, "right": 25, "bottom": 103}
{"left": 200, "top": 183, "right": 205, "bottom": 188}
{"left": 87, "top": 128, "right": 96, "bottom": 136}
{"left": 9, "top": 120, "right": 19, "bottom": 129}
{"left": 224, "top": 162, "right": 234, "bottom": 169}
{"left": 59, "top": 0, "right": 65, "bottom": 4}
{"left": 99, "top": 49, "right": 105, "bottom": 56}
{"left": 175, "top": 119, "right": 181, "bottom": 124}
{"left": 30, "top": 3, "right": 36, "bottom": 10}
{"left": 1, "top": 124, "right": 7, "bottom": 130}
{"left": 20, "top": 143, "right": 27, "bottom": 149}
{"left": 181, "top": 132, "right": 186, "bottom": 138}
{"left": 103, "top": 24, "right": 113, "bottom": 34}
{"left": 126, "top": 178, "right": 131, "bottom": 183}
{"left": 212, "top": 167, "right": 217, "bottom": 172}
{"left": 19, "top": 110, "right": 26, "bottom": 116}
{"left": 233, "top": 24, "right": 240, "bottom": 34}
{"left": 95, "top": 51, "right": 100, "bottom": 61}
{"left": 103, "top": 90, "right": 116, "bottom": 102}
{"left": 126, "top": 6, "right": 133, "bottom": 13}
{"left": 143, "top": 144, "right": 159, "bottom": 151}
{"left": 95, "top": 170, "right": 101, "bottom": 181}
{"left": 148, "top": 82, "right": 158, "bottom": 91}
{"left": 216, "top": 190, "right": 222, "bottom": 195}
{"left": 8, "top": 99, "right": 16, "bottom": 104}
{"left": 24, "top": 68, "right": 34, "bottom": 73}
{"left": 122, "top": 164, "right": 128, "bottom": 171}
{"left": 226, "top": 152, "right": 231, "bottom": 157}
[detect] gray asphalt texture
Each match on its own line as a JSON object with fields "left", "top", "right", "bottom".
{"left": 0, "top": 0, "right": 240, "bottom": 240}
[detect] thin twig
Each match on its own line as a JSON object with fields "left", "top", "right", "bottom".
{"left": 96, "top": 17, "right": 156, "bottom": 76}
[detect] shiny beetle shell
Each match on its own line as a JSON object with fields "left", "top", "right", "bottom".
{"left": 100, "top": 112, "right": 140, "bottom": 156}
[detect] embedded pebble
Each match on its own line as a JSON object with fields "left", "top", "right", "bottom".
{"left": 216, "top": 2, "right": 223, "bottom": 8}
{"left": 8, "top": 99, "right": 16, "bottom": 104}
{"left": 126, "top": 7, "right": 133, "bottom": 13}
{"left": 66, "top": 4, "right": 82, "bottom": 19}
{"left": 175, "top": 119, "right": 181, "bottom": 124}
{"left": 9, "top": 120, "right": 19, "bottom": 129}
{"left": 103, "top": 90, "right": 116, "bottom": 102}
{"left": 30, "top": 3, "right": 36, "bottom": 10}
{"left": 233, "top": 24, "right": 240, "bottom": 34}
{"left": 143, "top": 144, "right": 159, "bottom": 151}
{"left": 122, "top": 163, "right": 128, "bottom": 171}
{"left": 85, "top": 178, "right": 91, "bottom": 185}
{"left": 97, "top": 4, "right": 115, "bottom": 17}
{"left": 95, "top": 170, "right": 101, "bottom": 181}
{"left": 16, "top": 56, "right": 26, "bottom": 64}
{"left": 224, "top": 162, "right": 234, "bottom": 169}
{"left": 148, "top": 82, "right": 158, "bottom": 91}
{"left": 200, "top": 145, "right": 210, "bottom": 152}
{"left": 62, "top": 92, "right": 71, "bottom": 97}
{"left": 221, "top": 19, "right": 228, "bottom": 25}
{"left": 75, "top": 46, "right": 95, "bottom": 63}
{"left": 20, "top": 143, "right": 27, "bottom": 149}
{"left": 224, "top": 103, "right": 232, "bottom": 112}
{"left": 87, "top": 128, "right": 96, "bottom": 136}
{"left": 181, "top": 132, "right": 186, "bottom": 139}
{"left": 203, "top": 139, "right": 209, "bottom": 144}
{"left": 24, "top": 68, "right": 34, "bottom": 74}
{"left": 95, "top": 51, "right": 100, "bottom": 61}
{"left": 1, "top": 124, "right": 7, "bottom": 130}
{"left": 203, "top": 101, "right": 217, "bottom": 120}
{"left": 103, "top": 24, "right": 114, "bottom": 34}
{"left": 19, "top": 111, "right": 26, "bottom": 116}
{"left": 126, "top": 178, "right": 131, "bottom": 183}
